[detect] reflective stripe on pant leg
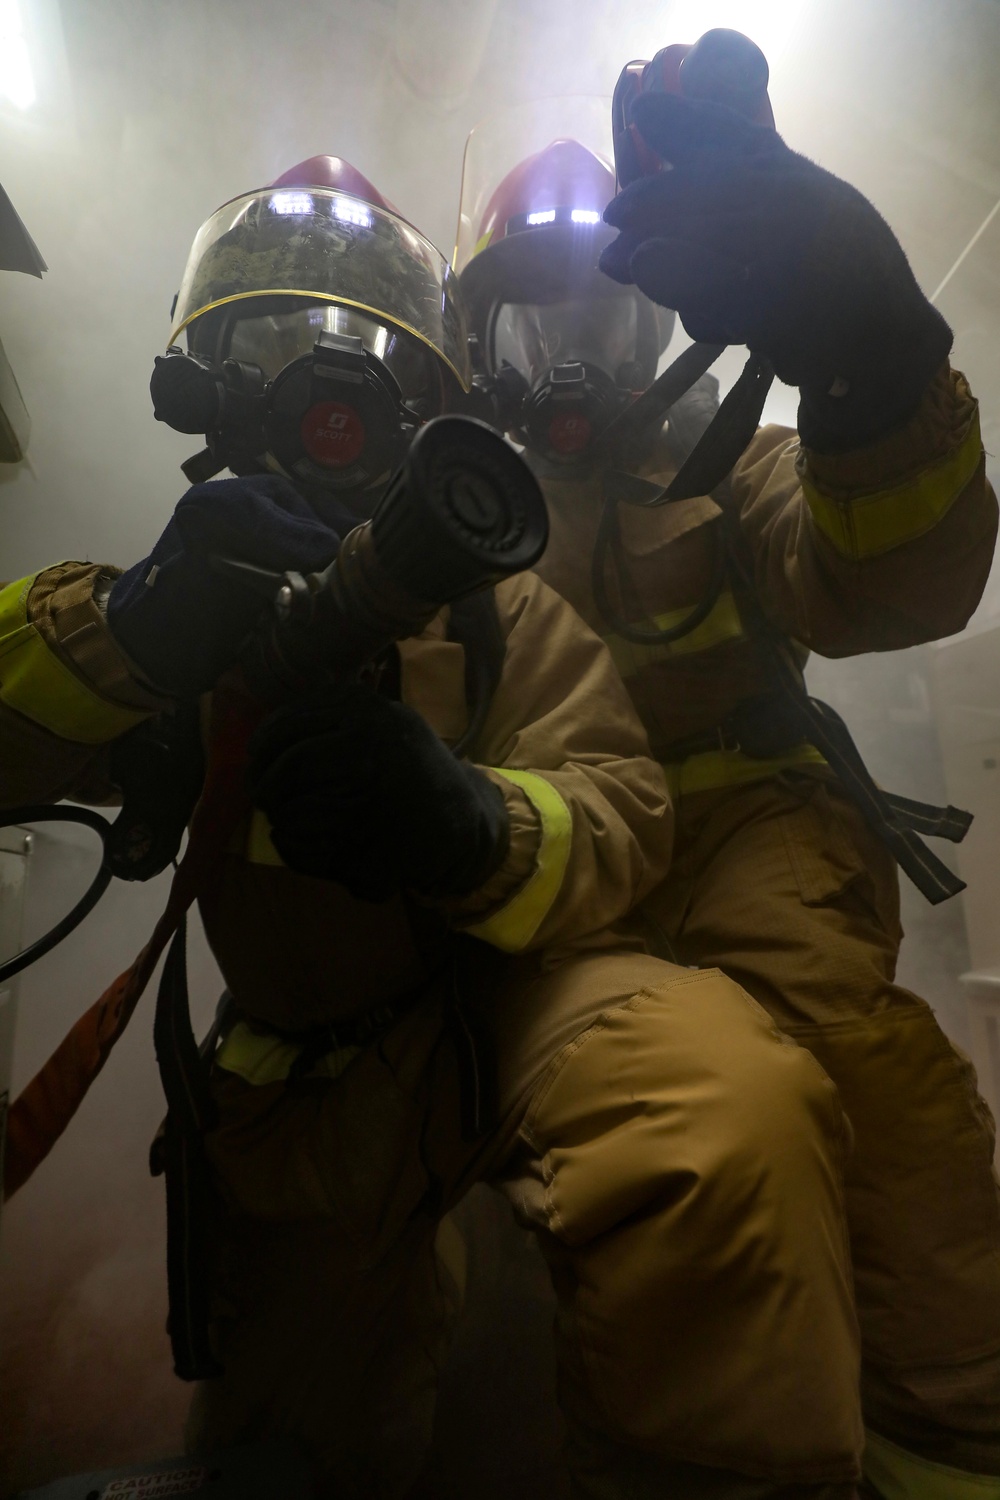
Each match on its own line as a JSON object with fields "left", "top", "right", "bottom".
{"left": 863, "top": 1429, "right": 1000, "bottom": 1499}
{"left": 566, "top": 1424, "right": 860, "bottom": 1500}
{"left": 516, "top": 967, "right": 862, "bottom": 1484}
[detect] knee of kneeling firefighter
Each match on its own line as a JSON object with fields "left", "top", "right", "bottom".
{"left": 523, "top": 968, "right": 862, "bottom": 1482}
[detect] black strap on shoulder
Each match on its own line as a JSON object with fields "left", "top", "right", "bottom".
{"left": 446, "top": 589, "right": 507, "bottom": 759}
{"left": 661, "top": 352, "right": 775, "bottom": 503}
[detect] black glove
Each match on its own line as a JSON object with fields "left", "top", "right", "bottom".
{"left": 107, "top": 474, "right": 340, "bottom": 696}
{"left": 247, "top": 683, "right": 511, "bottom": 902}
{"left": 601, "top": 92, "right": 952, "bottom": 450}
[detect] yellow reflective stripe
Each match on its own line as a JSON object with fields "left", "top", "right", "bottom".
{"left": 649, "top": 588, "right": 743, "bottom": 646}
{"left": 464, "top": 769, "right": 573, "bottom": 953}
{"left": 603, "top": 589, "right": 744, "bottom": 681}
{"left": 215, "top": 1019, "right": 361, "bottom": 1087}
{"left": 246, "top": 807, "right": 284, "bottom": 866}
{"left": 663, "top": 742, "right": 827, "bottom": 799}
{"left": 245, "top": 772, "right": 573, "bottom": 953}
{"left": 0, "top": 575, "right": 149, "bottom": 744}
{"left": 863, "top": 1428, "right": 1000, "bottom": 1499}
{"left": 471, "top": 229, "right": 493, "bottom": 258}
{"left": 803, "top": 410, "right": 982, "bottom": 560}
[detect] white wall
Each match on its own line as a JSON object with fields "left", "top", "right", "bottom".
{"left": 0, "top": 0, "right": 998, "bottom": 1492}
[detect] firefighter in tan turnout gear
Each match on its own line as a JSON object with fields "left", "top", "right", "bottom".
{"left": 455, "top": 32, "right": 1000, "bottom": 1500}
{"left": 1, "top": 155, "right": 870, "bottom": 1499}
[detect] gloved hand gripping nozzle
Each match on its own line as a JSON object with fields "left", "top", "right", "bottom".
{"left": 214, "top": 415, "right": 548, "bottom": 702}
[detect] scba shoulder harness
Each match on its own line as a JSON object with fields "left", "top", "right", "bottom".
{"left": 594, "top": 348, "right": 971, "bottom": 906}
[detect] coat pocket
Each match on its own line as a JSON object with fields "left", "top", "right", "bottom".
{"left": 777, "top": 775, "right": 902, "bottom": 943}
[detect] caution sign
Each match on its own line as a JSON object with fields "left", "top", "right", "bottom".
{"left": 20, "top": 1438, "right": 313, "bottom": 1497}
{"left": 101, "top": 1466, "right": 208, "bottom": 1498}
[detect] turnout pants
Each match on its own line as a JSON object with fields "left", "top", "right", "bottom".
{"left": 647, "top": 770, "right": 1000, "bottom": 1479}
{"left": 188, "top": 951, "right": 862, "bottom": 1498}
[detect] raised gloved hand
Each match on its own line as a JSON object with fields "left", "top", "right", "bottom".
{"left": 247, "top": 683, "right": 510, "bottom": 902}
{"left": 600, "top": 92, "right": 953, "bottom": 450}
{"left": 107, "top": 474, "right": 340, "bottom": 696}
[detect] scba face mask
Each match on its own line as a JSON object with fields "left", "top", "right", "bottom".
{"left": 455, "top": 131, "right": 673, "bottom": 469}
{"left": 152, "top": 301, "right": 452, "bottom": 505}
{"left": 151, "top": 178, "right": 471, "bottom": 507}
{"left": 484, "top": 280, "right": 672, "bottom": 465}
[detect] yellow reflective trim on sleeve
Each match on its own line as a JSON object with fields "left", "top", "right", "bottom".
{"left": 0, "top": 575, "right": 149, "bottom": 744}
{"left": 463, "top": 769, "right": 573, "bottom": 953}
{"left": 863, "top": 1428, "right": 1000, "bottom": 1499}
{"left": 803, "top": 411, "right": 983, "bottom": 560}
{"left": 215, "top": 1018, "right": 361, "bottom": 1087}
{"left": 245, "top": 774, "right": 573, "bottom": 952}
{"left": 603, "top": 588, "right": 745, "bottom": 682}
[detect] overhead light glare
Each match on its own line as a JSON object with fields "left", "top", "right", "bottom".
{"left": 270, "top": 191, "right": 314, "bottom": 216}
{"left": 661, "top": 0, "right": 807, "bottom": 65}
{"left": 0, "top": 0, "right": 36, "bottom": 110}
{"left": 333, "top": 195, "right": 373, "bottom": 228}
{"left": 526, "top": 209, "right": 557, "bottom": 225}
{"left": 571, "top": 208, "right": 601, "bottom": 224}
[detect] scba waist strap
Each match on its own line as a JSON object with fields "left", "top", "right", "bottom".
{"left": 658, "top": 693, "right": 971, "bottom": 906}
{"left": 660, "top": 694, "right": 807, "bottom": 763}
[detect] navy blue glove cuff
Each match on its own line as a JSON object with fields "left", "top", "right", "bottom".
{"left": 108, "top": 474, "right": 340, "bottom": 696}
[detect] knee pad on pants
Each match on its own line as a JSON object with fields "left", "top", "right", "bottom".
{"left": 523, "top": 968, "right": 863, "bottom": 1483}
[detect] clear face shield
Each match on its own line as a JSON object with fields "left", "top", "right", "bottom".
{"left": 486, "top": 278, "right": 673, "bottom": 459}
{"left": 151, "top": 187, "right": 471, "bottom": 504}
{"left": 492, "top": 289, "right": 659, "bottom": 390}
{"left": 199, "top": 303, "right": 447, "bottom": 420}
{"left": 454, "top": 98, "right": 673, "bottom": 465}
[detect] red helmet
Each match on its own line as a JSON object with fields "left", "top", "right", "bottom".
{"left": 268, "top": 155, "right": 402, "bottom": 217}
{"left": 172, "top": 153, "right": 469, "bottom": 392}
{"left": 162, "top": 154, "right": 470, "bottom": 494}
{"left": 474, "top": 139, "right": 614, "bottom": 255}
{"left": 459, "top": 139, "right": 619, "bottom": 348}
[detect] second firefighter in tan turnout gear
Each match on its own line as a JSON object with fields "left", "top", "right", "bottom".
{"left": 1, "top": 154, "right": 866, "bottom": 1498}
{"left": 456, "top": 46, "right": 1000, "bottom": 1500}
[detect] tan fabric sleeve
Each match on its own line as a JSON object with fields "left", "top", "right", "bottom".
{"left": 732, "top": 366, "right": 998, "bottom": 656}
{"left": 0, "top": 562, "right": 171, "bottom": 807}
{"left": 438, "top": 572, "right": 673, "bottom": 952}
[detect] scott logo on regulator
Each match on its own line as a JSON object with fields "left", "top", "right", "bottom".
{"left": 300, "top": 400, "right": 366, "bottom": 466}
